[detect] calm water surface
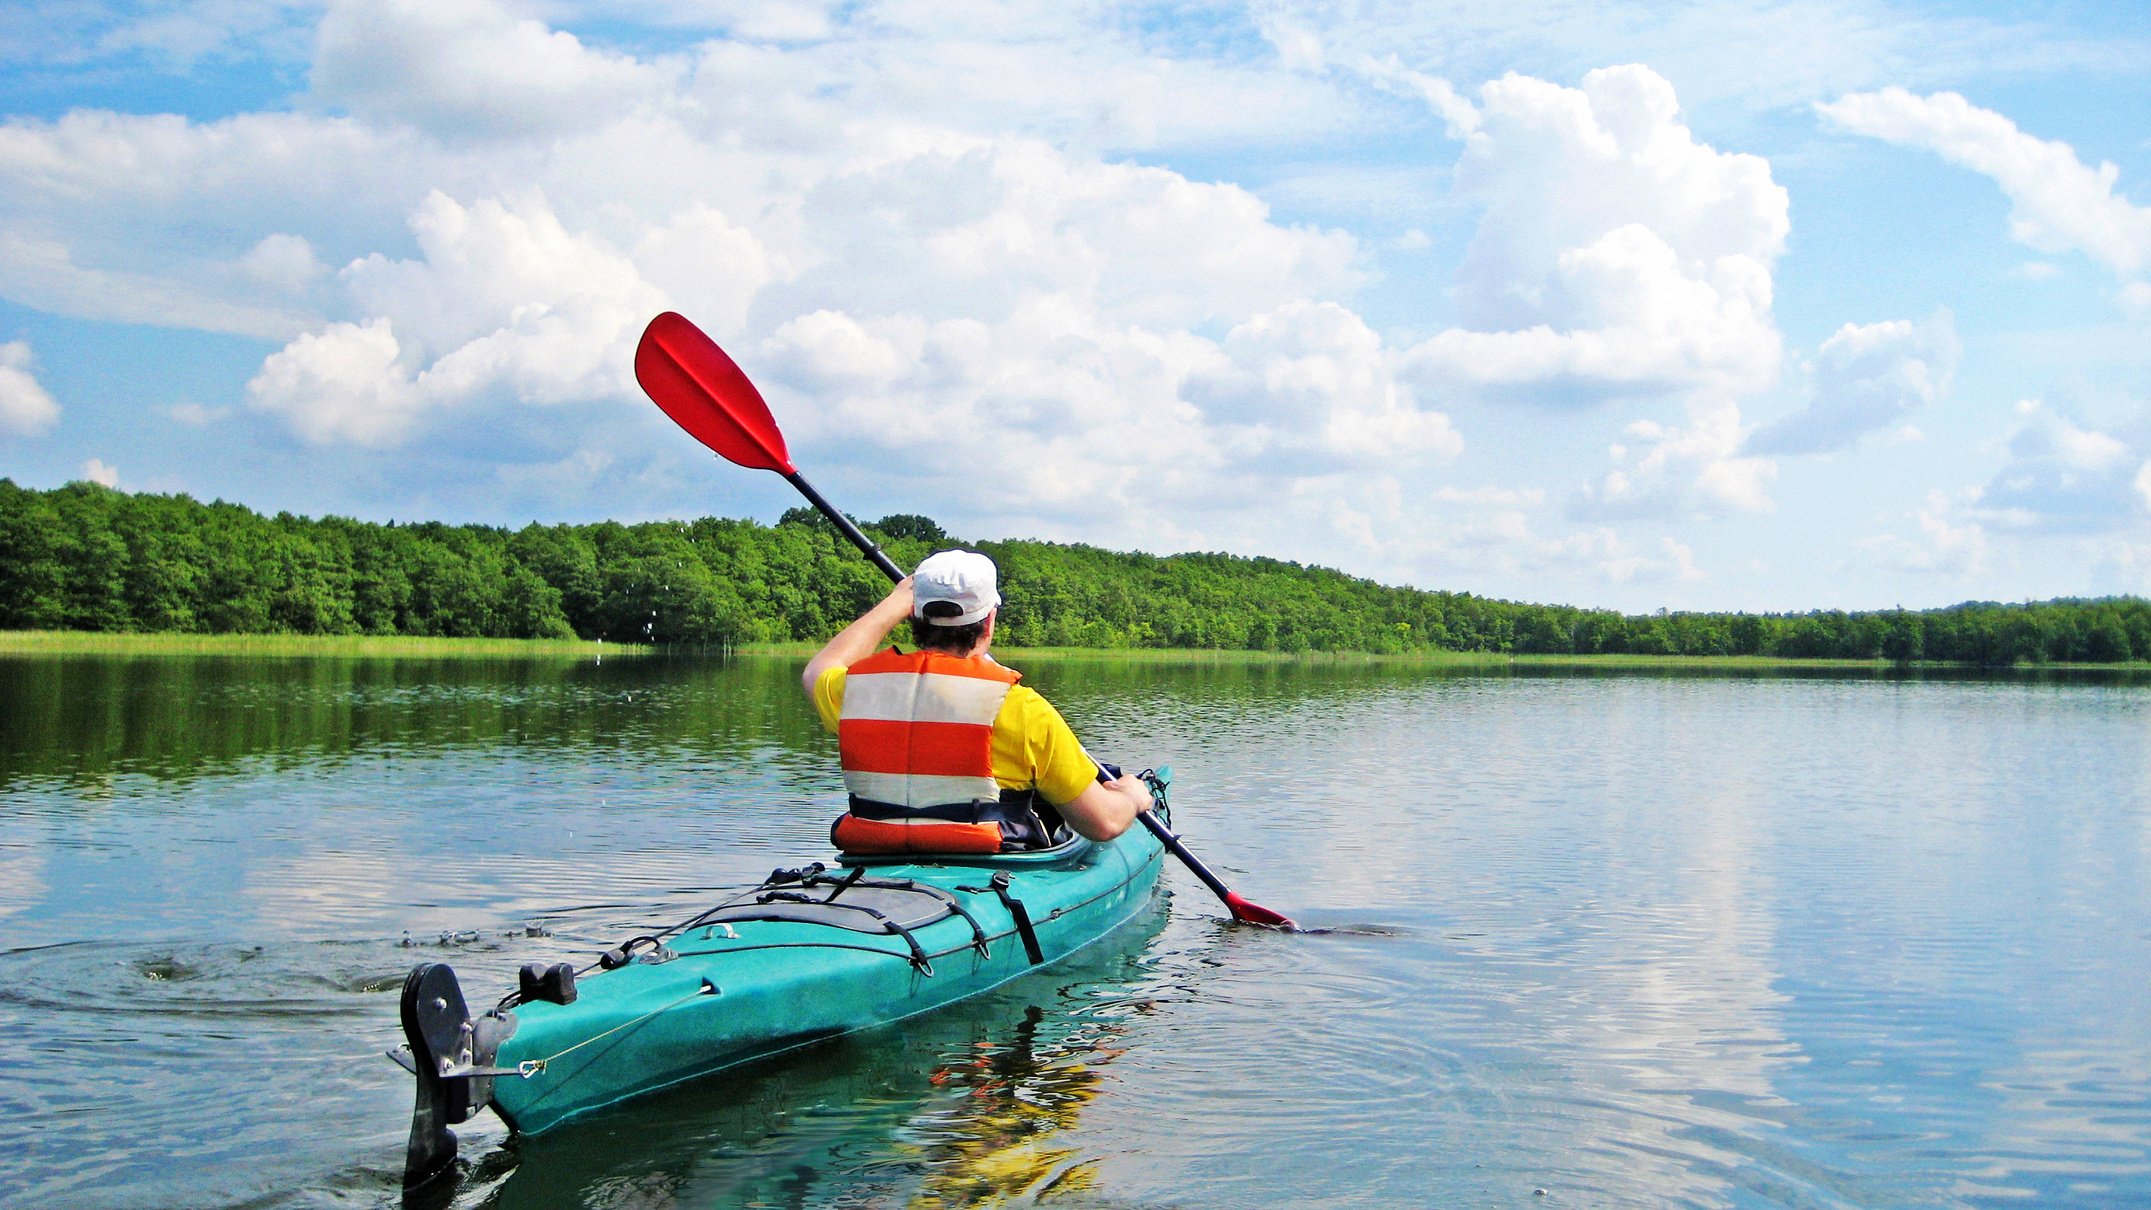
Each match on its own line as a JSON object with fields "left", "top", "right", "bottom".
{"left": 0, "top": 653, "right": 2146, "bottom": 1208}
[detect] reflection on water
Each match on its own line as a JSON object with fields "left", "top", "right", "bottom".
{"left": 0, "top": 653, "right": 823, "bottom": 791}
{"left": 1, "top": 652, "right": 2147, "bottom": 1207}
{"left": 903, "top": 1004, "right": 1122, "bottom": 1207}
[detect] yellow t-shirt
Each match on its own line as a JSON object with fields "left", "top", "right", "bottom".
{"left": 812, "top": 657, "right": 1100, "bottom": 806}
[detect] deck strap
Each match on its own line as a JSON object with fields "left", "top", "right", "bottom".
{"left": 960, "top": 872, "right": 1043, "bottom": 965}
{"left": 688, "top": 869, "right": 999, "bottom": 973}
{"left": 754, "top": 891, "right": 936, "bottom": 972}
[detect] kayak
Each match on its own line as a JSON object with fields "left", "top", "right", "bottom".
{"left": 482, "top": 901, "right": 1172, "bottom": 1206}
{"left": 391, "top": 771, "right": 1171, "bottom": 1192}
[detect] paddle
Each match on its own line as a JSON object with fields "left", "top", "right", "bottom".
{"left": 633, "top": 311, "right": 1296, "bottom": 930}
{"left": 1142, "top": 817, "right": 1294, "bottom": 927}
{"left": 634, "top": 311, "right": 901, "bottom": 581}
{"left": 1108, "top": 768, "right": 1297, "bottom": 930}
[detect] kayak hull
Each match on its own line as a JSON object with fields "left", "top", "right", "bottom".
{"left": 487, "top": 826, "right": 1166, "bottom": 1136}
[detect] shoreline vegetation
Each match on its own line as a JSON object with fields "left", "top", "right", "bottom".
{"left": 0, "top": 629, "right": 624, "bottom": 658}
{"left": 6, "top": 630, "right": 2146, "bottom": 673}
{"left": 5, "top": 478, "right": 2149, "bottom": 668}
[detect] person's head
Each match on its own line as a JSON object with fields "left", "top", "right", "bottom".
{"left": 908, "top": 549, "right": 1000, "bottom": 653}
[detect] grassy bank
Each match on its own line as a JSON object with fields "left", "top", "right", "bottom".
{"left": 0, "top": 630, "right": 633, "bottom": 659}
{"left": 8, "top": 630, "right": 2144, "bottom": 670}
{"left": 736, "top": 641, "right": 1519, "bottom": 665}
{"left": 736, "top": 642, "right": 1957, "bottom": 670}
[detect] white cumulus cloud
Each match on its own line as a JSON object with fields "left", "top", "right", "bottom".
{"left": 0, "top": 107, "right": 427, "bottom": 335}
{"left": 751, "top": 299, "right": 1221, "bottom": 529}
{"left": 0, "top": 340, "right": 59, "bottom": 435}
{"left": 1820, "top": 88, "right": 2151, "bottom": 285}
{"left": 247, "top": 317, "right": 422, "bottom": 447}
{"left": 1186, "top": 300, "right": 1461, "bottom": 471}
{"left": 1573, "top": 399, "right": 1777, "bottom": 520}
{"left": 1404, "top": 65, "right": 1788, "bottom": 407}
{"left": 1858, "top": 489, "right": 1990, "bottom": 578}
{"left": 241, "top": 233, "right": 329, "bottom": 295}
{"left": 785, "top": 136, "right": 1360, "bottom": 330}
{"left": 0, "top": 228, "right": 315, "bottom": 339}
{"left": 1751, "top": 312, "right": 1960, "bottom": 455}
{"left": 340, "top": 190, "right": 669, "bottom": 398}
{"left": 1974, "top": 401, "right": 2147, "bottom": 532}
{"left": 1356, "top": 55, "right": 1481, "bottom": 137}
{"left": 1599, "top": 536, "right": 1706, "bottom": 585}
{"left": 310, "top": 0, "right": 677, "bottom": 143}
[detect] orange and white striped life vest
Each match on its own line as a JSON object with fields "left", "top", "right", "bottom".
{"left": 833, "top": 648, "right": 1031, "bottom": 855}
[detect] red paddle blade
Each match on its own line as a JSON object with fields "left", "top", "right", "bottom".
{"left": 1224, "top": 892, "right": 1297, "bottom": 931}
{"left": 635, "top": 311, "right": 794, "bottom": 473}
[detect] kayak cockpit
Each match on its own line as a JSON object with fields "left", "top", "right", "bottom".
{"left": 834, "top": 827, "right": 1095, "bottom": 869}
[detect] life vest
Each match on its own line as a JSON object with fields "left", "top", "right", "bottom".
{"left": 832, "top": 648, "right": 1048, "bottom": 855}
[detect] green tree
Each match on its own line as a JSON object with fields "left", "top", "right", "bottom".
{"left": 2084, "top": 610, "right": 2131, "bottom": 662}
{"left": 511, "top": 524, "right": 601, "bottom": 634}
{"left": 0, "top": 480, "right": 69, "bottom": 629}
{"left": 872, "top": 514, "right": 950, "bottom": 545}
{"left": 1879, "top": 611, "right": 1925, "bottom": 663}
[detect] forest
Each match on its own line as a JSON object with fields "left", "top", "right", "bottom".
{"left": 2, "top": 478, "right": 2147, "bottom": 665}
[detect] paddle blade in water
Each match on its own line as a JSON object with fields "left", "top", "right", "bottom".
{"left": 1224, "top": 892, "right": 1298, "bottom": 931}
{"left": 635, "top": 312, "right": 794, "bottom": 473}
{"left": 1135, "top": 810, "right": 1296, "bottom": 931}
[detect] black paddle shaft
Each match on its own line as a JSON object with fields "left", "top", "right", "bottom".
{"left": 1097, "top": 765, "right": 1229, "bottom": 902}
{"left": 1137, "top": 812, "right": 1232, "bottom": 898}
{"left": 783, "top": 470, "right": 905, "bottom": 582}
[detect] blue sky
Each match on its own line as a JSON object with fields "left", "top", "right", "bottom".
{"left": 0, "top": 1, "right": 2146, "bottom": 612}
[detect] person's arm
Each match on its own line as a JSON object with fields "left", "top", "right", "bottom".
{"left": 802, "top": 579, "right": 913, "bottom": 700}
{"left": 1009, "top": 687, "right": 1152, "bottom": 841}
{"left": 1056, "top": 773, "right": 1153, "bottom": 842}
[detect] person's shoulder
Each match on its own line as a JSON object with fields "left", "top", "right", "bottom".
{"left": 811, "top": 663, "right": 847, "bottom": 722}
{"left": 1003, "top": 681, "right": 1069, "bottom": 723}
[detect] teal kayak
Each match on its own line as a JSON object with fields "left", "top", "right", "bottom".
{"left": 393, "top": 774, "right": 1170, "bottom": 1193}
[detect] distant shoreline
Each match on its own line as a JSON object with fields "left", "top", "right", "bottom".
{"left": 9, "top": 482, "right": 2146, "bottom": 665}
{"left": 7, "top": 630, "right": 2145, "bottom": 671}
{"left": 0, "top": 630, "right": 627, "bottom": 658}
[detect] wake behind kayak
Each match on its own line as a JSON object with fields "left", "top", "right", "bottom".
{"left": 390, "top": 771, "right": 1172, "bottom": 1196}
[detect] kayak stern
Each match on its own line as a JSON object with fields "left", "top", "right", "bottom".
{"left": 392, "top": 961, "right": 517, "bottom": 1194}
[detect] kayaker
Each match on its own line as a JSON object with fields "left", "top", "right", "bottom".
{"left": 803, "top": 549, "right": 1154, "bottom": 853}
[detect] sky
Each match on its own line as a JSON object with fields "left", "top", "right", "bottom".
{"left": 0, "top": 1, "right": 2147, "bottom": 613}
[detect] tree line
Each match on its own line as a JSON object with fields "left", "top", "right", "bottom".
{"left": 3, "top": 478, "right": 2146, "bottom": 665}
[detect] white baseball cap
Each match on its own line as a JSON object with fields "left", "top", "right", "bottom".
{"left": 912, "top": 550, "right": 1001, "bottom": 626}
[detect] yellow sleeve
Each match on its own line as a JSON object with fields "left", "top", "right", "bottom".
{"left": 811, "top": 665, "right": 846, "bottom": 734}
{"left": 990, "top": 684, "right": 1101, "bottom": 805}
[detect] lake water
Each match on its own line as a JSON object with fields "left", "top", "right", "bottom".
{"left": 1, "top": 652, "right": 2147, "bottom": 1208}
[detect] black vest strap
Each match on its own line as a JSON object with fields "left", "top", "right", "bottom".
{"left": 844, "top": 787, "right": 1052, "bottom": 851}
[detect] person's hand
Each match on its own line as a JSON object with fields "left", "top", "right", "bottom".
{"left": 1104, "top": 773, "right": 1154, "bottom": 813}
{"left": 878, "top": 577, "right": 915, "bottom": 618}
{"left": 802, "top": 576, "right": 917, "bottom": 696}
